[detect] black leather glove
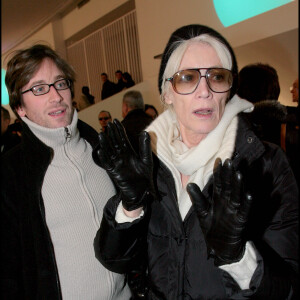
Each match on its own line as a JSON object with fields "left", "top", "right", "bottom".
{"left": 186, "top": 158, "right": 252, "bottom": 266}
{"left": 93, "top": 119, "right": 154, "bottom": 211}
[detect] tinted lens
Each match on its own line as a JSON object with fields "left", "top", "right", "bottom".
{"left": 170, "top": 68, "right": 233, "bottom": 94}
{"left": 172, "top": 69, "right": 200, "bottom": 95}
{"left": 207, "top": 69, "right": 232, "bottom": 92}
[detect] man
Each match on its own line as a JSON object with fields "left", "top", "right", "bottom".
{"left": 101, "top": 72, "right": 116, "bottom": 100}
{"left": 115, "top": 70, "right": 126, "bottom": 93}
{"left": 1, "top": 106, "right": 21, "bottom": 153}
{"left": 121, "top": 90, "right": 153, "bottom": 152}
{"left": 290, "top": 78, "right": 299, "bottom": 103}
{"left": 98, "top": 110, "right": 112, "bottom": 133}
{"left": 284, "top": 78, "right": 299, "bottom": 186}
{"left": 1, "top": 44, "right": 131, "bottom": 299}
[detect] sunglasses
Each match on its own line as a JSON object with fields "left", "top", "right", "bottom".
{"left": 166, "top": 68, "right": 233, "bottom": 94}
{"left": 99, "top": 117, "right": 111, "bottom": 121}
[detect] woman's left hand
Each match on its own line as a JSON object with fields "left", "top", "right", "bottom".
{"left": 187, "top": 158, "right": 253, "bottom": 266}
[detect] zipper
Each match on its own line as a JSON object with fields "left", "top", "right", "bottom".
{"left": 63, "top": 128, "right": 101, "bottom": 229}
{"left": 64, "top": 127, "right": 71, "bottom": 141}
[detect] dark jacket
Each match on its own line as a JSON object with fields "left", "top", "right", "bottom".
{"left": 101, "top": 80, "right": 117, "bottom": 100}
{"left": 1, "top": 125, "right": 22, "bottom": 154}
{"left": 244, "top": 100, "right": 287, "bottom": 147}
{"left": 121, "top": 109, "right": 153, "bottom": 153}
{"left": 95, "top": 114, "right": 298, "bottom": 299}
{"left": 115, "top": 79, "right": 126, "bottom": 93}
{"left": 285, "top": 105, "right": 300, "bottom": 187}
{"left": 1, "top": 119, "right": 99, "bottom": 299}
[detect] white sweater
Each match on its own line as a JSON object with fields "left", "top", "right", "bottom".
{"left": 22, "top": 111, "right": 131, "bottom": 300}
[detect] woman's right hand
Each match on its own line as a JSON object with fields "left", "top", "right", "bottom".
{"left": 93, "top": 119, "right": 154, "bottom": 211}
{"left": 187, "top": 158, "right": 253, "bottom": 266}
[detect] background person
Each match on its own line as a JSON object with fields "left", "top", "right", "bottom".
{"left": 93, "top": 24, "right": 298, "bottom": 299}
{"left": 1, "top": 44, "right": 131, "bottom": 299}
{"left": 283, "top": 78, "right": 299, "bottom": 187}
{"left": 101, "top": 72, "right": 117, "bottom": 100}
{"left": 144, "top": 104, "right": 159, "bottom": 120}
{"left": 122, "top": 72, "right": 135, "bottom": 89}
{"left": 98, "top": 110, "right": 112, "bottom": 133}
{"left": 1, "top": 106, "right": 21, "bottom": 154}
{"left": 121, "top": 90, "right": 153, "bottom": 152}
{"left": 115, "top": 70, "right": 126, "bottom": 92}
{"left": 78, "top": 85, "right": 94, "bottom": 110}
{"left": 237, "top": 63, "right": 287, "bottom": 147}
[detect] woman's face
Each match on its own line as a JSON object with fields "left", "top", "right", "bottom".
{"left": 165, "top": 43, "right": 229, "bottom": 147}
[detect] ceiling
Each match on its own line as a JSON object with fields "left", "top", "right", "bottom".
{"left": 1, "top": 0, "right": 81, "bottom": 55}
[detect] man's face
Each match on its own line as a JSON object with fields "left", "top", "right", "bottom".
{"left": 101, "top": 75, "right": 107, "bottom": 83}
{"left": 115, "top": 72, "right": 122, "bottom": 80}
{"left": 290, "top": 79, "right": 299, "bottom": 103}
{"left": 122, "top": 101, "right": 129, "bottom": 119}
{"left": 16, "top": 58, "right": 74, "bottom": 128}
{"left": 98, "top": 112, "right": 112, "bottom": 129}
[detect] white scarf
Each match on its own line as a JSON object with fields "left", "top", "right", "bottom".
{"left": 146, "top": 95, "right": 253, "bottom": 220}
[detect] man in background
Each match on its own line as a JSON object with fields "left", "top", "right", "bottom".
{"left": 115, "top": 70, "right": 125, "bottom": 93}
{"left": 101, "top": 73, "right": 116, "bottom": 100}
{"left": 284, "top": 78, "right": 299, "bottom": 186}
{"left": 121, "top": 90, "right": 152, "bottom": 152}
{"left": 98, "top": 110, "right": 112, "bottom": 133}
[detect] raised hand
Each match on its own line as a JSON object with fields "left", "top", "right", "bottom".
{"left": 92, "top": 119, "right": 154, "bottom": 211}
{"left": 186, "top": 158, "right": 252, "bottom": 266}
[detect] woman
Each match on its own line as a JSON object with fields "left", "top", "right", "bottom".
{"left": 122, "top": 72, "right": 135, "bottom": 88}
{"left": 93, "top": 25, "right": 298, "bottom": 299}
{"left": 237, "top": 63, "right": 287, "bottom": 147}
{"left": 78, "top": 86, "right": 95, "bottom": 110}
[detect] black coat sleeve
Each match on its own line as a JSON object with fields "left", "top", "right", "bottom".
{"left": 235, "top": 143, "right": 299, "bottom": 299}
{"left": 94, "top": 193, "right": 149, "bottom": 274}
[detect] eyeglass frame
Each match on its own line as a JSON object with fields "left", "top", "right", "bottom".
{"left": 21, "top": 78, "right": 71, "bottom": 96}
{"left": 165, "top": 67, "right": 233, "bottom": 95}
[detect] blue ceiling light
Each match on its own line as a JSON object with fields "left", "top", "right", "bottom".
{"left": 1, "top": 69, "right": 9, "bottom": 106}
{"left": 213, "top": 0, "right": 294, "bottom": 27}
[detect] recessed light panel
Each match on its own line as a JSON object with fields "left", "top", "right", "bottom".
{"left": 213, "top": 0, "right": 294, "bottom": 27}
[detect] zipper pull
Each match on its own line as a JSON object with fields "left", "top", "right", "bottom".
{"left": 64, "top": 127, "right": 71, "bottom": 140}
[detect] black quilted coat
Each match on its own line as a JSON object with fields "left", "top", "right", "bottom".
{"left": 95, "top": 114, "right": 298, "bottom": 300}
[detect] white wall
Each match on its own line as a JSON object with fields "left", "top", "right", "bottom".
{"left": 235, "top": 28, "right": 298, "bottom": 106}
{"left": 135, "top": 0, "right": 298, "bottom": 107}
{"left": 1, "top": 23, "right": 55, "bottom": 67}
{"left": 135, "top": 0, "right": 297, "bottom": 80}
{"left": 2, "top": 0, "right": 298, "bottom": 124}
{"left": 62, "top": 0, "right": 128, "bottom": 40}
